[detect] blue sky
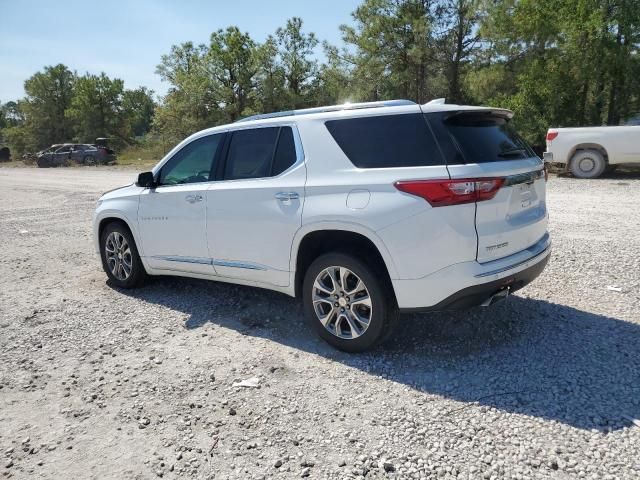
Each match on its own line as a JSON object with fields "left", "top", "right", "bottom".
{"left": 0, "top": 0, "right": 361, "bottom": 103}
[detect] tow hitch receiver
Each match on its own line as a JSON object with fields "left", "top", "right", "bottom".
{"left": 480, "top": 287, "right": 510, "bottom": 307}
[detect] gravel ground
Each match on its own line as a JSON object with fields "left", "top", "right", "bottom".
{"left": 1, "top": 167, "right": 639, "bottom": 480}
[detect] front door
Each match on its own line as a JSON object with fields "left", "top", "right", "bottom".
{"left": 206, "top": 125, "right": 305, "bottom": 286}
{"left": 138, "top": 133, "right": 224, "bottom": 274}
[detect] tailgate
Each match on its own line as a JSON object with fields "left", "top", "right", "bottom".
{"left": 447, "top": 160, "right": 548, "bottom": 262}
{"left": 425, "top": 110, "right": 549, "bottom": 263}
{"left": 474, "top": 167, "right": 547, "bottom": 262}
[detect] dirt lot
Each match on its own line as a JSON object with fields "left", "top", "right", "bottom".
{"left": 1, "top": 167, "right": 639, "bottom": 480}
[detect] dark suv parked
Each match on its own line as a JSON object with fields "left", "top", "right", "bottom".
{"left": 37, "top": 143, "right": 116, "bottom": 167}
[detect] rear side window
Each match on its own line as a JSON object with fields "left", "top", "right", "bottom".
{"left": 426, "top": 112, "right": 537, "bottom": 163}
{"left": 223, "top": 126, "right": 297, "bottom": 180}
{"left": 325, "top": 114, "right": 443, "bottom": 168}
{"left": 272, "top": 127, "right": 297, "bottom": 176}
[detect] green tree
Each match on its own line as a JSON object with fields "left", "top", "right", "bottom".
{"left": 253, "top": 36, "right": 288, "bottom": 113}
{"left": 276, "top": 17, "right": 319, "bottom": 108}
{"left": 155, "top": 42, "right": 220, "bottom": 141}
{"left": 433, "top": 0, "right": 482, "bottom": 103}
{"left": 22, "top": 64, "right": 76, "bottom": 148}
{"left": 206, "top": 27, "right": 259, "bottom": 121}
{"left": 475, "top": 0, "right": 640, "bottom": 143}
{"left": 69, "top": 73, "right": 126, "bottom": 144}
{"left": 340, "top": 0, "right": 437, "bottom": 103}
{"left": 123, "top": 87, "right": 155, "bottom": 137}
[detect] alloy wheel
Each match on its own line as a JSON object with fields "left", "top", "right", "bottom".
{"left": 105, "top": 232, "right": 133, "bottom": 281}
{"left": 312, "top": 266, "right": 372, "bottom": 339}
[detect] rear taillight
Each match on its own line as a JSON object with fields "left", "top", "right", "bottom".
{"left": 546, "top": 130, "right": 558, "bottom": 142}
{"left": 394, "top": 178, "right": 504, "bottom": 207}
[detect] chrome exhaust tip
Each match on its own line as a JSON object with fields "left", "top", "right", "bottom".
{"left": 480, "top": 288, "right": 510, "bottom": 307}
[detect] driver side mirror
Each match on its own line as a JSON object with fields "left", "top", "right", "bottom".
{"left": 137, "top": 171, "right": 156, "bottom": 188}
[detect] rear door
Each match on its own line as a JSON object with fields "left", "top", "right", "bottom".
{"left": 206, "top": 124, "right": 305, "bottom": 287}
{"left": 426, "top": 110, "right": 548, "bottom": 263}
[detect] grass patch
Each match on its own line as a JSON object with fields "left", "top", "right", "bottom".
{"left": 116, "top": 142, "right": 168, "bottom": 169}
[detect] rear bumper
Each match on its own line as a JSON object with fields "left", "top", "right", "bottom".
{"left": 394, "top": 233, "right": 551, "bottom": 311}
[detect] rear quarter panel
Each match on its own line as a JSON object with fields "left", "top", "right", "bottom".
{"left": 296, "top": 116, "right": 478, "bottom": 280}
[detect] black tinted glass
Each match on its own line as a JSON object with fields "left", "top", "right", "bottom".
{"left": 224, "top": 127, "right": 279, "bottom": 180}
{"left": 426, "top": 112, "right": 536, "bottom": 163}
{"left": 159, "top": 134, "right": 222, "bottom": 185}
{"left": 272, "top": 127, "right": 297, "bottom": 175}
{"left": 325, "top": 114, "right": 443, "bottom": 168}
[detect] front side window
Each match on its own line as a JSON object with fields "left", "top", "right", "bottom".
{"left": 159, "top": 134, "right": 222, "bottom": 186}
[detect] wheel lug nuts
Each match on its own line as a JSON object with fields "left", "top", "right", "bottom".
{"left": 334, "top": 303, "right": 339, "bottom": 307}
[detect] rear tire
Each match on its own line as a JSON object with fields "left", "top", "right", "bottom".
{"left": 302, "top": 252, "right": 398, "bottom": 352}
{"left": 100, "top": 222, "right": 147, "bottom": 288}
{"left": 83, "top": 155, "right": 96, "bottom": 166}
{"left": 570, "top": 150, "right": 606, "bottom": 178}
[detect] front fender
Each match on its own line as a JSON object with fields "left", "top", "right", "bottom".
{"left": 93, "top": 207, "right": 142, "bottom": 256}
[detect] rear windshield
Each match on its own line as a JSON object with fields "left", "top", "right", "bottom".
{"left": 325, "top": 113, "right": 443, "bottom": 168}
{"left": 426, "top": 112, "right": 537, "bottom": 163}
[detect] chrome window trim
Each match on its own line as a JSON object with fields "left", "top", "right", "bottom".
{"left": 152, "top": 123, "right": 305, "bottom": 187}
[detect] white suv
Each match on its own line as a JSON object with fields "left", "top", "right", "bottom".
{"left": 93, "top": 99, "right": 550, "bottom": 351}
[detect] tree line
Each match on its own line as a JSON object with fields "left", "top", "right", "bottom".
{"left": 1, "top": 0, "right": 639, "bottom": 157}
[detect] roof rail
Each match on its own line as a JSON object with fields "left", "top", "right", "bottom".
{"left": 236, "top": 99, "right": 417, "bottom": 123}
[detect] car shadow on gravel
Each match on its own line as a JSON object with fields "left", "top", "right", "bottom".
{"left": 115, "top": 276, "right": 640, "bottom": 432}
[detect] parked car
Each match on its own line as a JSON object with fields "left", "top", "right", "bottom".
{"left": 93, "top": 99, "right": 550, "bottom": 352}
{"left": 37, "top": 143, "right": 116, "bottom": 167}
{"left": 544, "top": 122, "right": 640, "bottom": 178}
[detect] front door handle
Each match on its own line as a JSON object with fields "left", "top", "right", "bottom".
{"left": 275, "top": 192, "right": 299, "bottom": 202}
{"left": 185, "top": 194, "right": 203, "bottom": 204}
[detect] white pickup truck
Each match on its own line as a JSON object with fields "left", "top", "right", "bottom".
{"left": 544, "top": 124, "right": 640, "bottom": 178}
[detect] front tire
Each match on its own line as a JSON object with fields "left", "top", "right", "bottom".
{"left": 100, "top": 222, "right": 146, "bottom": 288}
{"left": 570, "top": 150, "right": 606, "bottom": 178}
{"left": 302, "top": 253, "right": 397, "bottom": 352}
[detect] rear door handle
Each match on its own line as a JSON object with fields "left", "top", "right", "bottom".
{"left": 275, "top": 192, "right": 299, "bottom": 202}
{"left": 185, "top": 194, "right": 203, "bottom": 204}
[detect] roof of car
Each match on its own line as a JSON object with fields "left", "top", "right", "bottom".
{"left": 234, "top": 99, "right": 514, "bottom": 125}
